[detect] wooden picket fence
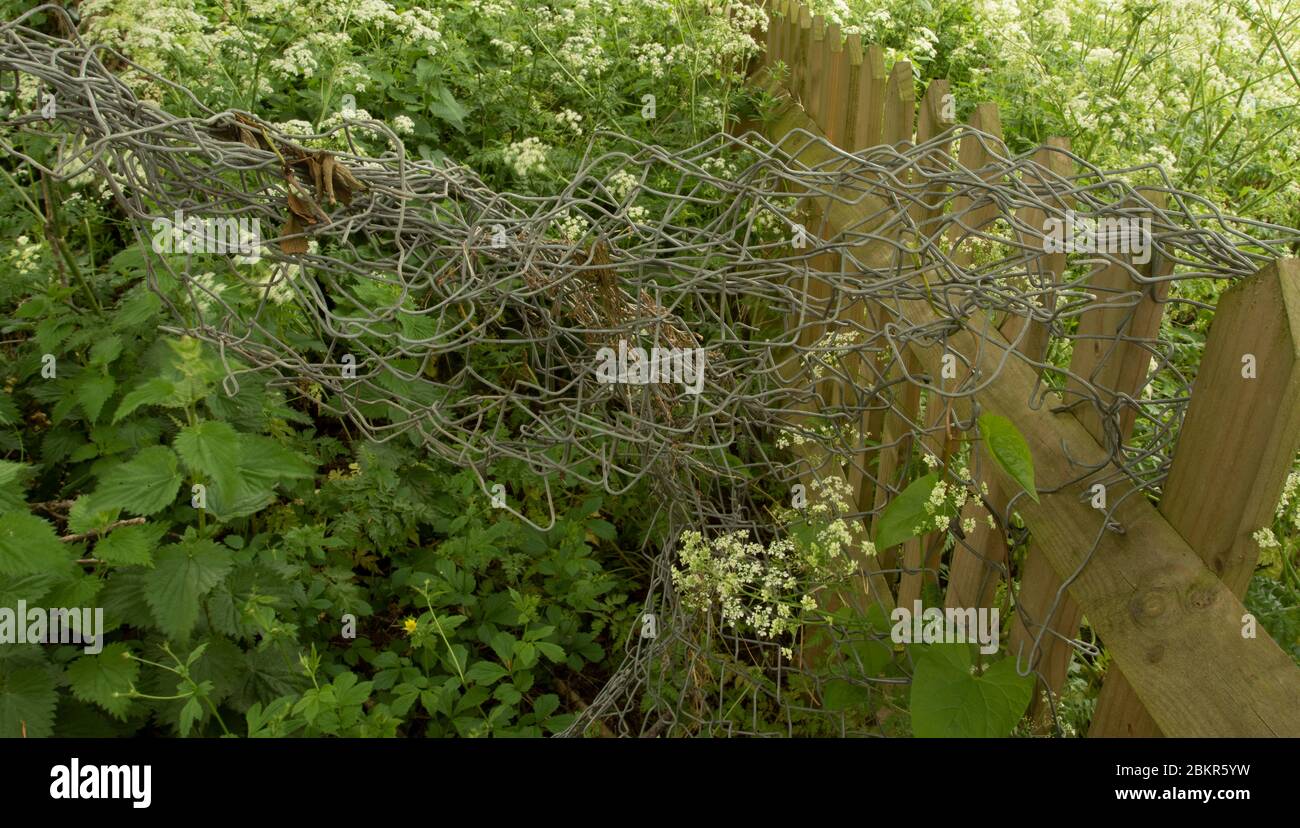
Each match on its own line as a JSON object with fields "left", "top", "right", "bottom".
{"left": 751, "top": 0, "right": 1300, "bottom": 737}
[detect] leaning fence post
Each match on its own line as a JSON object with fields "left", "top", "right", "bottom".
{"left": 1089, "top": 257, "right": 1300, "bottom": 736}
{"left": 1008, "top": 187, "right": 1170, "bottom": 730}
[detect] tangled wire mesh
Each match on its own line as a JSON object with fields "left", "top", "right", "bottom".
{"left": 3, "top": 5, "right": 1297, "bottom": 736}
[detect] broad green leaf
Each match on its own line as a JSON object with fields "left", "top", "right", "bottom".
{"left": 113, "top": 377, "right": 181, "bottom": 422}
{"left": 0, "top": 512, "right": 67, "bottom": 576}
{"left": 0, "top": 461, "right": 30, "bottom": 513}
{"left": 0, "top": 393, "right": 18, "bottom": 427}
{"left": 76, "top": 373, "right": 116, "bottom": 424}
{"left": 465, "top": 660, "right": 509, "bottom": 685}
{"left": 238, "top": 435, "right": 316, "bottom": 483}
{"left": 66, "top": 495, "right": 121, "bottom": 535}
{"left": 144, "top": 538, "right": 233, "bottom": 640}
{"left": 94, "top": 522, "right": 169, "bottom": 567}
{"left": 430, "top": 85, "right": 469, "bottom": 130}
{"left": 823, "top": 679, "right": 873, "bottom": 711}
{"left": 91, "top": 446, "right": 183, "bottom": 516}
{"left": 174, "top": 420, "right": 241, "bottom": 493}
{"left": 874, "top": 472, "right": 943, "bottom": 551}
{"left": 66, "top": 642, "right": 139, "bottom": 720}
{"left": 535, "top": 642, "right": 565, "bottom": 663}
{"left": 0, "top": 666, "right": 57, "bottom": 737}
{"left": 111, "top": 286, "right": 161, "bottom": 329}
{"left": 910, "top": 644, "right": 1034, "bottom": 737}
{"left": 979, "top": 413, "right": 1038, "bottom": 503}
{"left": 89, "top": 335, "right": 124, "bottom": 367}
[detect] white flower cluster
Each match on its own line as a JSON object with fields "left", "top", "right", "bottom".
{"left": 7, "top": 236, "right": 43, "bottom": 277}
{"left": 391, "top": 115, "right": 416, "bottom": 136}
{"left": 631, "top": 42, "right": 687, "bottom": 79}
{"left": 554, "top": 210, "right": 590, "bottom": 242}
{"left": 269, "top": 39, "right": 321, "bottom": 79}
{"left": 607, "top": 170, "right": 640, "bottom": 202}
{"left": 556, "top": 31, "right": 611, "bottom": 83}
{"left": 554, "top": 109, "right": 584, "bottom": 135}
{"left": 671, "top": 477, "right": 865, "bottom": 657}
{"left": 1253, "top": 470, "right": 1300, "bottom": 576}
{"left": 491, "top": 38, "right": 533, "bottom": 59}
{"left": 808, "top": 329, "right": 864, "bottom": 381}
{"left": 503, "top": 137, "right": 549, "bottom": 178}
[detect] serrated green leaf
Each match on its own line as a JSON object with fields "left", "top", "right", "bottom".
{"left": 0, "top": 512, "right": 67, "bottom": 576}
{"left": 178, "top": 695, "right": 203, "bottom": 737}
{"left": 0, "top": 666, "right": 57, "bottom": 737}
{"left": 0, "top": 393, "right": 18, "bottom": 427}
{"left": 0, "top": 461, "right": 31, "bottom": 513}
{"left": 66, "top": 494, "right": 121, "bottom": 535}
{"left": 531, "top": 693, "right": 560, "bottom": 720}
{"left": 93, "top": 522, "right": 169, "bottom": 567}
{"left": 111, "top": 287, "right": 161, "bottom": 329}
{"left": 144, "top": 538, "right": 233, "bottom": 640}
{"left": 113, "top": 378, "right": 181, "bottom": 423}
{"left": 874, "top": 472, "right": 943, "bottom": 551}
{"left": 76, "top": 373, "right": 116, "bottom": 423}
{"left": 238, "top": 435, "right": 316, "bottom": 483}
{"left": 174, "top": 420, "right": 241, "bottom": 493}
{"left": 910, "top": 644, "right": 1034, "bottom": 737}
{"left": 89, "top": 335, "right": 123, "bottom": 367}
{"left": 979, "top": 413, "right": 1038, "bottom": 503}
{"left": 66, "top": 642, "right": 138, "bottom": 720}
{"left": 91, "top": 445, "right": 183, "bottom": 516}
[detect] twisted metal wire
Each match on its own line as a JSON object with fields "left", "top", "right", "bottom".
{"left": 3, "top": 5, "right": 1295, "bottom": 736}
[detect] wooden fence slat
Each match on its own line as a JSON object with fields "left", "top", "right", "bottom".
{"left": 806, "top": 15, "right": 825, "bottom": 123}
{"left": 991, "top": 138, "right": 1077, "bottom": 712}
{"left": 896, "top": 80, "right": 957, "bottom": 608}
{"left": 765, "top": 0, "right": 783, "bottom": 68}
{"left": 1090, "top": 257, "right": 1300, "bottom": 736}
{"left": 1009, "top": 188, "right": 1172, "bottom": 730}
{"left": 825, "top": 24, "right": 849, "bottom": 146}
{"left": 882, "top": 60, "right": 914, "bottom": 148}
{"left": 942, "top": 112, "right": 1026, "bottom": 616}
{"left": 766, "top": 94, "right": 898, "bottom": 616}
{"left": 841, "top": 42, "right": 890, "bottom": 518}
{"left": 853, "top": 45, "right": 887, "bottom": 153}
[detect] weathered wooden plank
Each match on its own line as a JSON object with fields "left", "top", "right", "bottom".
{"left": 806, "top": 15, "right": 826, "bottom": 122}
{"left": 763, "top": 77, "right": 898, "bottom": 614}
{"left": 819, "top": 23, "right": 847, "bottom": 146}
{"left": 1009, "top": 189, "right": 1171, "bottom": 730}
{"left": 1090, "top": 257, "right": 1300, "bottom": 736}
{"left": 897, "top": 80, "right": 957, "bottom": 608}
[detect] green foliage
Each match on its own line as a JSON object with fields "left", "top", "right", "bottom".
{"left": 979, "top": 412, "right": 1038, "bottom": 503}
{"left": 0, "top": 224, "right": 642, "bottom": 736}
{"left": 875, "top": 472, "right": 944, "bottom": 551}
{"left": 909, "top": 643, "right": 1034, "bottom": 737}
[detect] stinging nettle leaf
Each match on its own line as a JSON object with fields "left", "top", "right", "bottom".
{"left": 174, "top": 420, "right": 242, "bottom": 494}
{"left": 144, "top": 538, "right": 233, "bottom": 641}
{"left": 66, "top": 642, "right": 139, "bottom": 720}
{"left": 0, "top": 666, "right": 58, "bottom": 738}
{"left": 0, "top": 512, "right": 68, "bottom": 576}
{"left": 90, "top": 446, "right": 184, "bottom": 516}
{"left": 979, "top": 413, "right": 1038, "bottom": 503}
{"left": 93, "top": 521, "right": 169, "bottom": 568}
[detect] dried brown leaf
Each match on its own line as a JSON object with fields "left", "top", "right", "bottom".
{"left": 280, "top": 214, "right": 309, "bottom": 254}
